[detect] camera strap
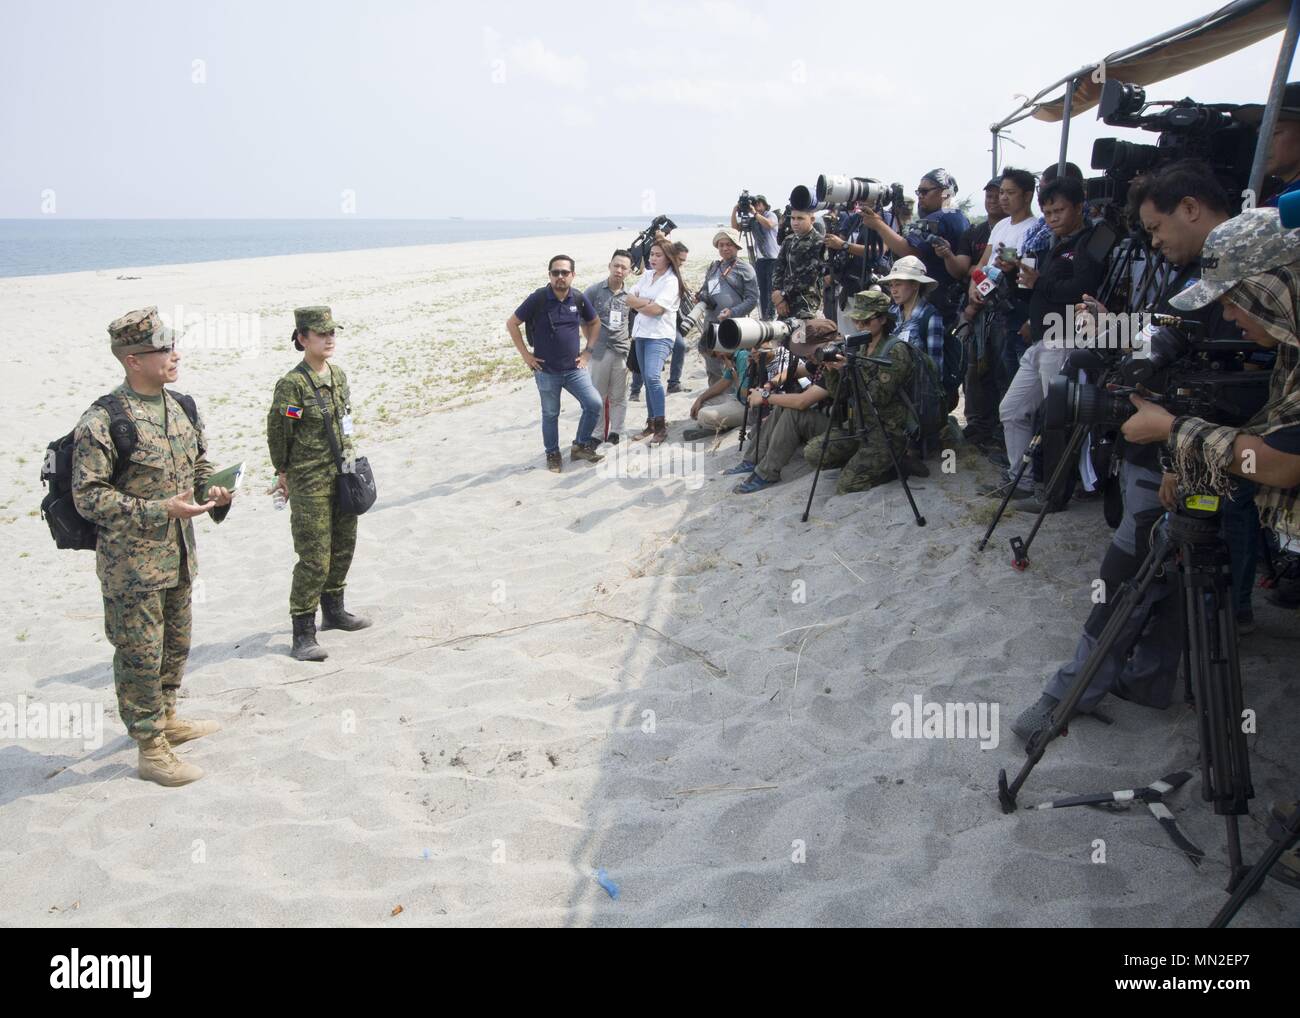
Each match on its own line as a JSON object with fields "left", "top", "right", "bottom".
{"left": 295, "top": 362, "right": 347, "bottom": 476}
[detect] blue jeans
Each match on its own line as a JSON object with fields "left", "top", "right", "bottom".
{"left": 669, "top": 334, "right": 686, "bottom": 386}
{"left": 755, "top": 258, "right": 776, "bottom": 319}
{"left": 1222, "top": 479, "right": 1259, "bottom": 613}
{"left": 635, "top": 337, "right": 673, "bottom": 419}
{"left": 534, "top": 368, "right": 603, "bottom": 454}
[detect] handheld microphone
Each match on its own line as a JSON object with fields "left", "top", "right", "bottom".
{"left": 1277, "top": 188, "right": 1300, "bottom": 229}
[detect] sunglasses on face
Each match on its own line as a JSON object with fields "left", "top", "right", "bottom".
{"left": 550, "top": 269, "right": 573, "bottom": 278}
{"left": 132, "top": 346, "right": 174, "bottom": 356}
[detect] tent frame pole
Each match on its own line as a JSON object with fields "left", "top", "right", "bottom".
{"left": 1248, "top": 0, "right": 1300, "bottom": 199}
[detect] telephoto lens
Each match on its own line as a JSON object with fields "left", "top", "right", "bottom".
{"left": 716, "top": 317, "right": 799, "bottom": 351}
{"left": 678, "top": 301, "right": 708, "bottom": 338}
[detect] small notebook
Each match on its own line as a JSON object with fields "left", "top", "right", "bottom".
{"left": 201, "top": 462, "right": 244, "bottom": 500}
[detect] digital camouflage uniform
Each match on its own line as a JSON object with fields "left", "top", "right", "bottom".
{"left": 266, "top": 307, "right": 358, "bottom": 616}
{"left": 71, "top": 307, "right": 228, "bottom": 741}
{"left": 804, "top": 291, "right": 915, "bottom": 494}
{"left": 773, "top": 230, "right": 826, "bottom": 320}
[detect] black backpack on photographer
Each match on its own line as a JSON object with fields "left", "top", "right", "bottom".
{"left": 40, "top": 391, "right": 200, "bottom": 550}
{"left": 520, "top": 286, "right": 592, "bottom": 349}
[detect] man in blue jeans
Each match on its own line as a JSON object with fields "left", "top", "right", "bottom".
{"left": 507, "top": 254, "right": 604, "bottom": 473}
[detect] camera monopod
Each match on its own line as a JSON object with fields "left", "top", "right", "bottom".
{"left": 1007, "top": 423, "right": 1089, "bottom": 570}
{"left": 801, "top": 339, "right": 926, "bottom": 527}
{"left": 977, "top": 433, "right": 1040, "bottom": 553}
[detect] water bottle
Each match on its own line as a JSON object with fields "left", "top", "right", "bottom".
{"left": 273, "top": 489, "right": 287, "bottom": 511}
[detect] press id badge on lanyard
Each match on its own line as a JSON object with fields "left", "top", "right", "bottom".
{"left": 609, "top": 298, "right": 625, "bottom": 331}
{"left": 341, "top": 406, "right": 355, "bottom": 436}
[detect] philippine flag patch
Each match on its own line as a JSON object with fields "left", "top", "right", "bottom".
{"left": 284, "top": 405, "right": 303, "bottom": 419}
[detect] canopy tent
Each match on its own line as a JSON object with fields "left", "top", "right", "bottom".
{"left": 989, "top": 0, "right": 1298, "bottom": 192}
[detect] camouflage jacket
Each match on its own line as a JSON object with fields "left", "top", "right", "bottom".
{"left": 825, "top": 338, "right": 914, "bottom": 439}
{"left": 267, "top": 360, "right": 355, "bottom": 497}
{"left": 772, "top": 231, "right": 826, "bottom": 319}
{"left": 72, "top": 385, "right": 225, "bottom": 595}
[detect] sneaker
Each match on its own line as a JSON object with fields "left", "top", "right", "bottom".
{"left": 570, "top": 442, "right": 604, "bottom": 464}
{"left": 629, "top": 390, "right": 642, "bottom": 402}
{"left": 733, "top": 473, "right": 774, "bottom": 494}
{"left": 606, "top": 432, "right": 620, "bottom": 445}
{"left": 681, "top": 427, "right": 717, "bottom": 442}
{"left": 1011, "top": 693, "right": 1060, "bottom": 743}
{"left": 667, "top": 382, "right": 685, "bottom": 394}
{"left": 724, "top": 460, "right": 757, "bottom": 476}
{"left": 986, "top": 449, "right": 1010, "bottom": 468}
{"left": 546, "top": 452, "right": 562, "bottom": 473}
{"left": 1235, "top": 608, "right": 1256, "bottom": 635}
{"left": 1009, "top": 496, "right": 1065, "bottom": 514}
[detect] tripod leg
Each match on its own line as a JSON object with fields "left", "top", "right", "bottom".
{"left": 848, "top": 355, "right": 925, "bottom": 527}
{"left": 998, "top": 526, "right": 1174, "bottom": 812}
{"left": 1011, "top": 425, "right": 1088, "bottom": 568}
{"left": 978, "top": 434, "right": 1040, "bottom": 553}
{"left": 801, "top": 374, "right": 849, "bottom": 523}
{"left": 1209, "top": 807, "right": 1300, "bottom": 928}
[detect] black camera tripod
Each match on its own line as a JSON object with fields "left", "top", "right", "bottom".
{"left": 997, "top": 494, "right": 1257, "bottom": 895}
{"left": 800, "top": 339, "right": 926, "bottom": 527}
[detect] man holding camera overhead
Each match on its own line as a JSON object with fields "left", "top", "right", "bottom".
{"left": 861, "top": 168, "right": 970, "bottom": 325}
{"left": 732, "top": 194, "right": 780, "bottom": 318}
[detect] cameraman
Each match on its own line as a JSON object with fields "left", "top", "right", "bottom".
{"left": 996, "top": 176, "right": 1108, "bottom": 503}
{"left": 732, "top": 194, "right": 780, "bottom": 318}
{"left": 1240, "top": 81, "right": 1300, "bottom": 207}
{"left": 801, "top": 289, "right": 917, "bottom": 495}
{"left": 694, "top": 230, "right": 759, "bottom": 392}
{"left": 1011, "top": 162, "right": 1234, "bottom": 740}
{"left": 772, "top": 208, "right": 827, "bottom": 319}
{"left": 861, "top": 168, "right": 970, "bottom": 326}
{"left": 825, "top": 197, "right": 899, "bottom": 336}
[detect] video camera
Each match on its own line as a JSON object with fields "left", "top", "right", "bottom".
{"left": 1044, "top": 312, "right": 1270, "bottom": 433}
{"left": 1086, "top": 79, "right": 1257, "bottom": 210}
{"left": 629, "top": 214, "right": 678, "bottom": 273}
{"left": 736, "top": 189, "right": 756, "bottom": 230}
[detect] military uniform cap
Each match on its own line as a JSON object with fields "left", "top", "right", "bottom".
{"left": 849, "top": 289, "right": 892, "bottom": 321}
{"left": 1171, "top": 207, "right": 1300, "bottom": 310}
{"left": 108, "top": 306, "right": 180, "bottom": 354}
{"left": 294, "top": 306, "right": 342, "bottom": 334}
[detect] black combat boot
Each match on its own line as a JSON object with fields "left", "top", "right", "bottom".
{"left": 291, "top": 613, "right": 329, "bottom": 661}
{"left": 320, "top": 591, "right": 372, "bottom": 631}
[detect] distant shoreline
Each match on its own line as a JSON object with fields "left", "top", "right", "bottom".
{"left": 0, "top": 216, "right": 719, "bottom": 279}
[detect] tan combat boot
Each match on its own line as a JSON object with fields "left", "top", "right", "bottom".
{"left": 137, "top": 732, "right": 204, "bottom": 786}
{"left": 162, "top": 712, "right": 222, "bottom": 746}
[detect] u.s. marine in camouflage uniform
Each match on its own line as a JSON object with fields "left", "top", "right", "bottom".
{"left": 804, "top": 290, "right": 915, "bottom": 494}
{"left": 72, "top": 306, "right": 232, "bottom": 786}
{"left": 267, "top": 306, "right": 370, "bottom": 662}
{"left": 772, "top": 207, "right": 827, "bottom": 320}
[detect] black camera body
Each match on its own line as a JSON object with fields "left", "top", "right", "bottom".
{"left": 629, "top": 214, "right": 678, "bottom": 273}
{"left": 1086, "top": 79, "right": 1257, "bottom": 211}
{"left": 1045, "top": 326, "right": 1271, "bottom": 434}
{"left": 736, "top": 189, "right": 756, "bottom": 230}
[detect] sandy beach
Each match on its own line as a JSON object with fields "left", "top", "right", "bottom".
{"left": 1, "top": 228, "right": 1296, "bottom": 928}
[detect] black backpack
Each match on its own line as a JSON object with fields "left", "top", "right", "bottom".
{"left": 40, "top": 391, "right": 200, "bottom": 550}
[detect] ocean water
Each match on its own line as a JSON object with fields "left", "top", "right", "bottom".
{"left": 0, "top": 218, "right": 711, "bottom": 279}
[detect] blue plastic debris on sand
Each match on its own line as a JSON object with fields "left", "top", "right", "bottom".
{"left": 595, "top": 868, "right": 620, "bottom": 900}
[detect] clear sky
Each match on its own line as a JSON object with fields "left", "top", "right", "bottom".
{"left": 2, "top": 0, "right": 1296, "bottom": 219}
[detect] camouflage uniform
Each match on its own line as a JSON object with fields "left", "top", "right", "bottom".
{"left": 266, "top": 307, "right": 358, "bottom": 616}
{"left": 71, "top": 308, "right": 228, "bottom": 741}
{"left": 804, "top": 291, "right": 915, "bottom": 493}
{"left": 773, "top": 230, "right": 826, "bottom": 319}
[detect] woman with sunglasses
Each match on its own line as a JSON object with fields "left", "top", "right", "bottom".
{"left": 267, "top": 305, "right": 371, "bottom": 663}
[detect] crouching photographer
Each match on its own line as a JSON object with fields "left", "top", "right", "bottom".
{"left": 800, "top": 290, "right": 918, "bottom": 495}
{"left": 724, "top": 318, "right": 839, "bottom": 494}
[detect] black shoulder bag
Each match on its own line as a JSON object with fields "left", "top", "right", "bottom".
{"left": 296, "top": 363, "right": 377, "bottom": 516}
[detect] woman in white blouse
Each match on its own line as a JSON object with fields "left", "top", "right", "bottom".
{"left": 626, "top": 239, "right": 686, "bottom": 444}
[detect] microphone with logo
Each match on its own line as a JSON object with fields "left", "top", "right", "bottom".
{"left": 1277, "top": 188, "right": 1300, "bottom": 228}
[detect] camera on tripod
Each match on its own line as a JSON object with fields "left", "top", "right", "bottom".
{"left": 736, "top": 189, "right": 756, "bottom": 230}
{"left": 1086, "top": 78, "right": 1257, "bottom": 209}
{"left": 1044, "top": 316, "right": 1271, "bottom": 433}
{"left": 628, "top": 214, "right": 678, "bottom": 273}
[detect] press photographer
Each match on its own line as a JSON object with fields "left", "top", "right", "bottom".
{"left": 861, "top": 168, "right": 970, "bottom": 324}
{"left": 732, "top": 192, "right": 780, "bottom": 318}
{"left": 1011, "top": 162, "right": 1240, "bottom": 740}
{"left": 824, "top": 196, "right": 900, "bottom": 336}
{"left": 692, "top": 230, "right": 760, "bottom": 394}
